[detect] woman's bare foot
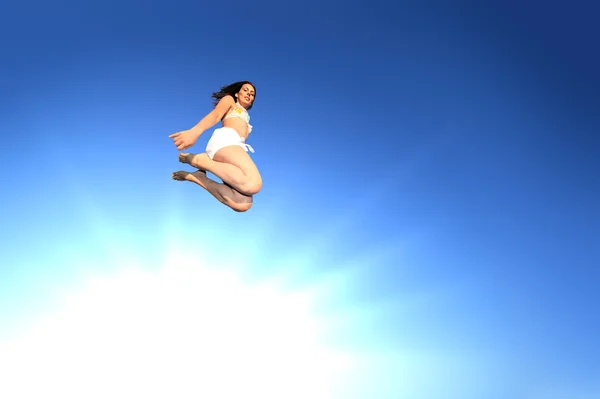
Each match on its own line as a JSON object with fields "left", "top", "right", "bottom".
{"left": 178, "top": 153, "right": 200, "bottom": 166}
{"left": 172, "top": 169, "right": 206, "bottom": 183}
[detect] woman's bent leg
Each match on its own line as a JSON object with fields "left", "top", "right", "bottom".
{"left": 172, "top": 170, "right": 253, "bottom": 212}
{"left": 179, "top": 146, "right": 262, "bottom": 195}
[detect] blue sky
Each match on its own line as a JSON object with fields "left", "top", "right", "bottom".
{"left": 1, "top": 1, "right": 599, "bottom": 398}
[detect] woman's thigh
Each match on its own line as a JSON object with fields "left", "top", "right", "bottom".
{"left": 213, "top": 145, "right": 262, "bottom": 182}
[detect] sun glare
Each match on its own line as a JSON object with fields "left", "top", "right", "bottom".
{"left": 0, "top": 244, "right": 356, "bottom": 399}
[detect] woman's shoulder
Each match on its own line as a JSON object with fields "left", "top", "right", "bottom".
{"left": 215, "top": 95, "right": 235, "bottom": 110}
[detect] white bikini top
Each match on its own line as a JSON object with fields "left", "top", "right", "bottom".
{"left": 223, "top": 102, "right": 253, "bottom": 134}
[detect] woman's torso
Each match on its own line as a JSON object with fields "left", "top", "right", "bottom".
{"left": 221, "top": 103, "right": 252, "bottom": 140}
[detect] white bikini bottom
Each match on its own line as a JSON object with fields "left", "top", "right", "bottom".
{"left": 205, "top": 127, "right": 254, "bottom": 160}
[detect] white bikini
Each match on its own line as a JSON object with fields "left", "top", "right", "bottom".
{"left": 205, "top": 102, "right": 255, "bottom": 160}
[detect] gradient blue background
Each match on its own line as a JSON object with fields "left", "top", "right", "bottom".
{"left": 1, "top": 1, "right": 599, "bottom": 398}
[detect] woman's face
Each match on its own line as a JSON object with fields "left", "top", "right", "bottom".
{"left": 236, "top": 84, "right": 255, "bottom": 108}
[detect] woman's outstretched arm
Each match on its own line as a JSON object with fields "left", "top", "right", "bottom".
{"left": 169, "top": 95, "right": 234, "bottom": 151}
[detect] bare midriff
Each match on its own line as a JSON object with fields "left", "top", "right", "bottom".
{"left": 222, "top": 118, "right": 249, "bottom": 140}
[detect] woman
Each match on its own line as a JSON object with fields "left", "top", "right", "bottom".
{"left": 169, "top": 81, "right": 262, "bottom": 212}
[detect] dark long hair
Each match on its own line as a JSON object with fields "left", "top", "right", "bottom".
{"left": 211, "top": 81, "right": 256, "bottom": 110}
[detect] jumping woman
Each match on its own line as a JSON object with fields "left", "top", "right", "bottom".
{"left": 169, "top": 81, "right": 262, "bottom": 212}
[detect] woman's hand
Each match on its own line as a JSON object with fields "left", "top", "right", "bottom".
{"left": 169, "top": 129, "right": 198, "bottom": 151}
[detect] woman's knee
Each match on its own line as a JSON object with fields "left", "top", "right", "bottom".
{"left": 225, "top": 189, "right": 253, "bottom": 212}
{"left": 240, "top": 179, "right": 262, "bottom": 196}
{"left": 232, "top": 202, "right": 253, "bottom": 212}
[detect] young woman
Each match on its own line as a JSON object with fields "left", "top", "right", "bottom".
{"left": 169, "top": 81, "right": 262, "bottom": 212}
